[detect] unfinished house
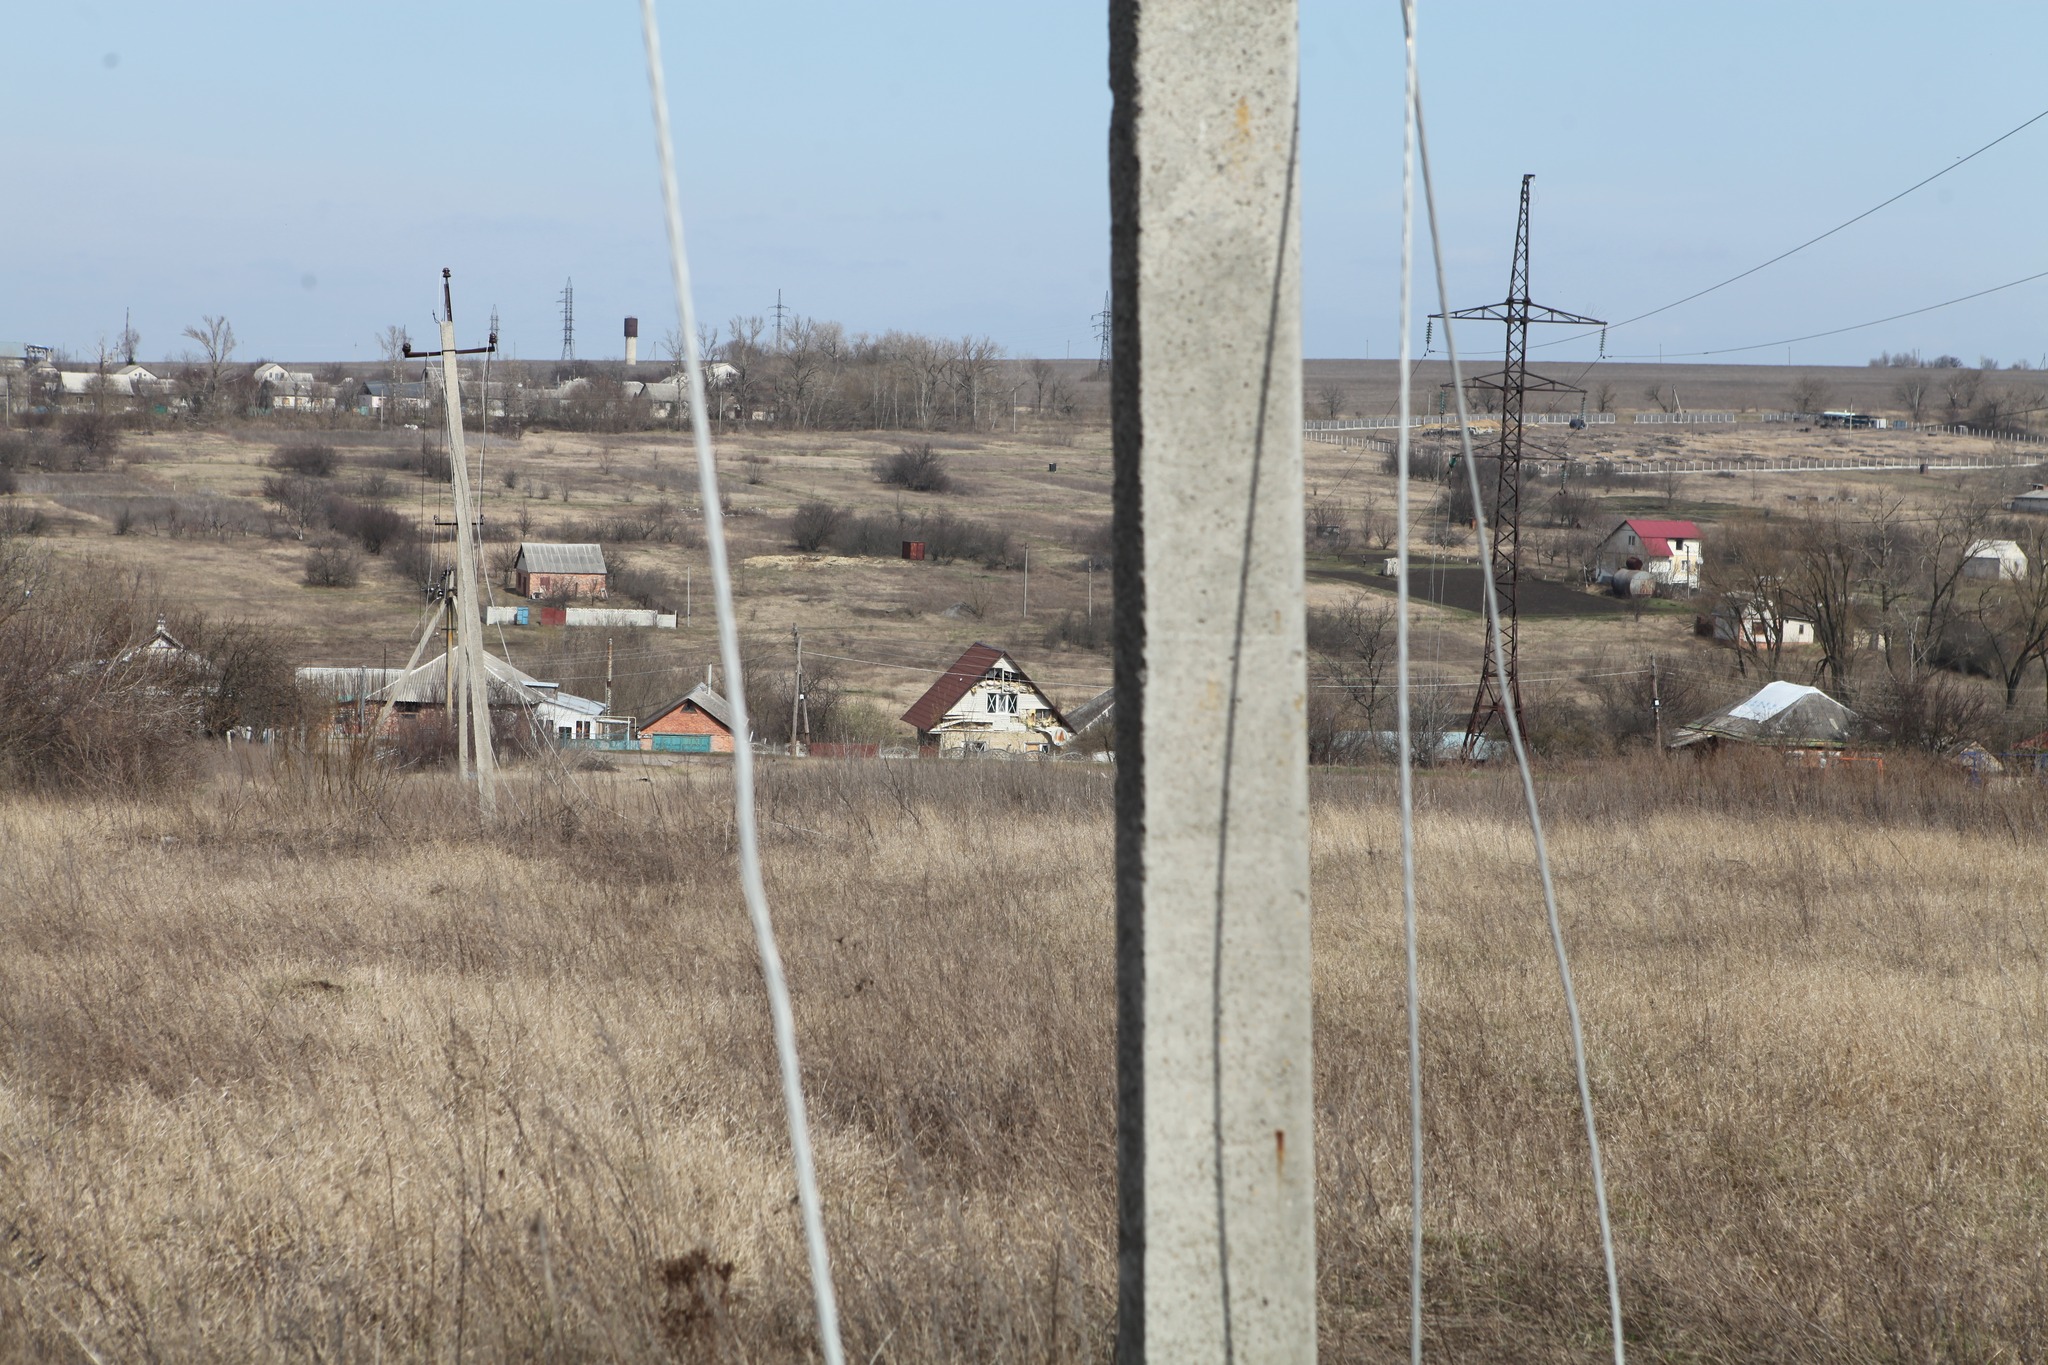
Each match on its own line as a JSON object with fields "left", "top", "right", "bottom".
{"left": 901, "top": 642, "right": 1072, "bottom": 755}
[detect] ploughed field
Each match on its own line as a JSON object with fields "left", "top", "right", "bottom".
{"left": 0, "top": 754, "right": 2043, "bottom": 1361}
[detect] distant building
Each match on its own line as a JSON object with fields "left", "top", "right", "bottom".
{"left": 1670, "top": 680, "right": 1857, "bottom": 752}
{"left": 2007, "top": 485, "right": 2048, "bottom": 516}
{"left": 1706, "top": 595, "right": 1815, "bottom": 648}
{"left": 513, "top": 542, "right": 608, "bottom": 600}
{"left": 1594, "top": 518, "right": 1704, "bottom": 591}
{"left": 901, "top": 642, "right": 1072, "bottom": 755}
{"left": 638, "top": 683, "right": 736, "bottom": 753}
{"left": 1964, "top": 538, "right": 2028, "bottom": 582}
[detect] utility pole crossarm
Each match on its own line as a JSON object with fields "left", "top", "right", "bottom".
{"left": 1431, "top": 302, "right": 1604, "bottom": 328}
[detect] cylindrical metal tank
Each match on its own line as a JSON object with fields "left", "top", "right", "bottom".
{"left": 1611, "top": 569, "right": 1655, "bottom": 598}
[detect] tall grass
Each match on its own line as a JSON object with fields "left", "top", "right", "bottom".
{"left": 0, "top": 754, "right": 2043, "bottom": 1359}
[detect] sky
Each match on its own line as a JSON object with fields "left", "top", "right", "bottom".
{"left": 6, "top": 3, "right": 2048, "bottom": 370}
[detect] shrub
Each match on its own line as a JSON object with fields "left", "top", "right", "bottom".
{"left": 874, "top": 442, "right": 953, "bottom": 493}
{"left": 325, "top": 496, "right": 407, "bottom": 554}
{"left": 303, "top": 541, "right": 360, "bottom": 588}
{"left": 828, "top": 511, "right": 908, "bottom": 558}
{"left": 790, "top": 501, "right": 846, "bottom": 552}
{"left": 269, "top": 443, "right": 338, "bottom": 477}
{"left": 1383, "top": 446, "right": 1448, "bottom": 481}
{"left": 58, "top": 411, "right": 121, "bottom": 465}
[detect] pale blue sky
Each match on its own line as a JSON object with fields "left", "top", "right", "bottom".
{"left": 6, "top": 3, "right": 2046, "bottom": 367}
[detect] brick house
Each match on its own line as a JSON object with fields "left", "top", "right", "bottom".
{"left": 513, "top": 542, "right": 608, "bottom": 600}
{"left": 637, "top": 683, "right": 736, "bottom": 753}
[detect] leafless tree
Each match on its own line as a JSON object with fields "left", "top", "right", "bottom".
{"left": 1028, "top": 359, "right": 1055, "bottom": 415}
{"left": 1314, "top": 383, "right": 1345, "bottom": 421}
{"left": 1963, "top": 523, "right": 2048, "bottom": 707}
{"left": 1892, "top": 372, "right": 1931, "bottom": 424}
{"left": 179, "top": 316, "right": 238, "bottom": 418}
{"left": 1787, "top": 374, "right": 1831, "bottom": 416}
{"left": 1593, "top": 380, "right": 1618, "bottom": 414}
{"left": 1941, "top": 366, "right": 1985, "bottom": 420}
{"left": 376, "top": 325, "right": 410, "bottom": 428}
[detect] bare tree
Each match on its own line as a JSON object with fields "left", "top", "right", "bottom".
{"left": 1028, "top": 359, "right": 1055, "bottom": 415}
{"left": 1709, "top": 519, "right": 1796, "bottom": 678}
{"left": 1314, "top": 382, "right": 1345, "bottom": 421}
{"left": 1782, "top": 514, "right": 1864, "bottom": 690}
{"left": 1941, "top": 366, "right": 1985, "bottom": 420}
{"left": 1892, "top": 372, "right": 1931, "bottom": 424}
{"left": 1787, "top": 374, "right": 1832, "bottom": 416}
{"left": 116, "top": 318, "right": 141, "bottom": 368}
{"left": 1964, "top": 523, "right": 2048, "bottom": 708}
{"left": 376, "top": 325, "right": 410, "bottom": 428}
{"left": 178, "top": 316, "right": 238, "bottom": 418}
{"left": 1593, "top": 380, "right": 1618, "bottom": 414}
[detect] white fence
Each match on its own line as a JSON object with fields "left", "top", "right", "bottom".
{"left": 1633, "top": 411, "right": 1738, "bottom": 424}
{"left": 1306, "top": 412, "right": 1613, "bottom": 431}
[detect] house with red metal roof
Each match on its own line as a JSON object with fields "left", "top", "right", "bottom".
{"left": 1593, "top": 517, "right": 1704, "bottom": 591}
{"left": 901, "top": 642, "right": 1072, "bottom": 755}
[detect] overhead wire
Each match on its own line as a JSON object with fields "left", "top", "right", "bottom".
{"left": 638, "top": 6, "right": 845, "bottom": 1365}
{"left": 1533, "top": 102, "right": 2048, "bottom": 352}
{"left": 1410, "top": 27, "right": 1628, "bottom": 1365}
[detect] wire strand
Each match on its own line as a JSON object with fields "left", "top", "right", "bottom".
{"left": 1533, "top": 101, "right": 2048, "bottom": 351}
{"left": 1394, "top": 6, "right": 1425, "bottom": 1360}
{"left": 638, "top": 6, "right": 845, "bottom": 1363}
{"left": 1411, "top": 61, "right": 1627, "bottom": 1365}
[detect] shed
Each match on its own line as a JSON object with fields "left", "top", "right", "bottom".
{"left": 1594, "top": 518, "right": 1704, "bottom": 591}
{"left": 1963, "top": 538, "right": 2028, "bottom": 582}
{"left": 1669, "top": 680, "right": 1857, "bottom": 751}
{"left": 638, "top": 683, "right": 736, "bottom": 753}
{"left": 514, "top": 542, "right": 609, "bottom": 600}
{"left": 2008, "top": 486, "right": 2048, "bottom": 516}
{"left": 901, "top": 642, "right": 1072, "bottom": 754}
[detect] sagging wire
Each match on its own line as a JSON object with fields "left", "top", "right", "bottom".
{"left": 1405, "top": 12, "right": 1627, "bottom": 1362}
{"left": 637, "top": 6, "right": 845, "bottom": 1365}
{"left": 1393, "top": 5, "right": 1424, "bottom": 1361}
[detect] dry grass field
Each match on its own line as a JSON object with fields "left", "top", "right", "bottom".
{"left": 3, "top": 754, "right": 2045, "bottom": 1361}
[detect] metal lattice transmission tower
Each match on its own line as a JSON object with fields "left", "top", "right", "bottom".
{"left": 1092, "top": 292, "right": 1112, "bottom": 375}
{"left": 559, "top": 278, "right": 575, "bottom": 364}
{"left": 1432, "top": 174, "right": 1603, "bottom": 754}
{"left": 770, "top": 288, "right": 792, "bottom": 350}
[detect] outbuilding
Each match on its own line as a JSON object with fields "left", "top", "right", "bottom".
{"left": 513, "top": 542, "right": 608, "bottom": 600}
{"left": 1964, "top": 538, "right": 2028, "bottom": 581}
{"left": 901, "top": 642, "right": 1072, "bottom": 754}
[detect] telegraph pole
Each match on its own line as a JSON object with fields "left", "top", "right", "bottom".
{"left": 1433, "top": 175, "right": 1603, "bottom": 755}
{"left": 1651, "top": 653, "right": 1664, "bottom": 751}
{"left": 789, "top": 624, "right": 803, "bottom": 756}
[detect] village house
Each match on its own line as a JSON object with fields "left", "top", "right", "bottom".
{"left": 1705, "top": 595, "right": 1815, "bottom": 648}
{"left": 252, "top": 361, "right": 325, "bottom": 410}
{"left": 638, "top": 683, "right": 736, "bottom": 753}
{"left": 2009, "top": 485, "right": 2048, "bottom": 516}
{"left": 1963, "top": 538, "right": 2028, "bottom": 581}
{"left": 901, "top": 642, "right": 1073, "bottom": 755}
{"left": 513, "top": 542, "right": 608, "bottom": 599}
{"left": 1593, "top": 518, "right": 1704, "bottom": 591}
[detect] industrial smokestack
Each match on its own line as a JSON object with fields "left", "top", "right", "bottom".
{"left": 623, "top": 316, "right": 639, "bottom": 367}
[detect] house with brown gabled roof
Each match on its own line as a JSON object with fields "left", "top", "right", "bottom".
{"left": 901, "top": 642, "right": 1072, "bottom": 755}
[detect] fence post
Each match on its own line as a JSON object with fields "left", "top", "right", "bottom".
{"left": 1111, "top": 2, "right": 1315, "bottom": 1360}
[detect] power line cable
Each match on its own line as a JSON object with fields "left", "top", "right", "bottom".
{"left": 1596, "top": 267, "right": 2048, "bottom": 361}
{"left": 1412, "top": 38, "right": 1628, "bottom": 1365}
{"left": 1534, "top": 102, "right": 2048, "bottom": 351}
{"left": 638, "top": 7, "right": 845, "bottom": 1365}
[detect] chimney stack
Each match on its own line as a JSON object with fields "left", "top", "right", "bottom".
{"left": 623, "top": 316, "right": 639, "bottom": 367}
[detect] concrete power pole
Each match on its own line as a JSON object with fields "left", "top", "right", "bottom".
{"left": 411, "top": 270, "right": 499, "bottom": 817}
{"left": 1110, "top": 4, "right": 1313, "bottom": 1361}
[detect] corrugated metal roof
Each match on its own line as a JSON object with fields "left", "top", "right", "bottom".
{"left": 368, "top": 652, "right": 551, "bottom": 707}
{"left": 638, "top": 682, "right": 735, "bottom": 734}
{"left": 1067, "top": 687, "right": 1115, "bottom": 734}
{"left": 515, "top": 542, "right": 608, "bottom": 576}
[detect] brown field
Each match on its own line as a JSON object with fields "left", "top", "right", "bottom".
{"left": 2, "top": 754, "right": 2045, "bottom": 1361}
{"left": 14, "top": 361, "right": 2048, "bottom": 745}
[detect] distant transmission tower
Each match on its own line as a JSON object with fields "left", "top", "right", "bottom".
{"left": 1432, "top": 174, "right": 1602, "bottom": 755}
{"left": 558, "top": 278, "right": 576, "bottom": 364}
{"left": 1092, "top": 292, "right": 1113, "bottom": 375}
{"left": 770, "top": 288, "right": 791, "bottom": 350}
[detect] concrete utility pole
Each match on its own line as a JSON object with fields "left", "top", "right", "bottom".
{"left": 411, "top": 270, "right": 499, "bottom": 817}
{"left": 1110, "top": 3, "right": 1314, "bottom": 1361}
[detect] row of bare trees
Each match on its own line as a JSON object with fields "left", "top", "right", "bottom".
{"left": 1711, "top": 495, "right": 2048, "bottom": 715}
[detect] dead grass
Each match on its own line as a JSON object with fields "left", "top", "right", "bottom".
{"left": 0, "top": 753, "right": 2044, "bottom": 1359}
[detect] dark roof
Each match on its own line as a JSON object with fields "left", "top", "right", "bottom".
{"left": 515, "top": 542, "right": 608, "bottom": 576}
{"left": 900, "top": 642, "right": 1071, "bottom": 734}
{"left": 1067, "top": 687, "right": 1115, "bottom": 733}
{"left": 640, "top": 682, "right": 735, "bottom": 734}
